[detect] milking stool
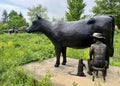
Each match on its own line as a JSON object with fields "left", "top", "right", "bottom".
{"left": 92, "top": 61, "right": 108, "bottom": 81}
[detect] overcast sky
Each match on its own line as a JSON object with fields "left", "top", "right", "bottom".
{"left": 0, "top": 0, "right": 95, "bottom": 22}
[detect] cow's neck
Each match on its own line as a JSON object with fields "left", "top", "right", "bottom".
{"left": 41, "top": 21, "right": 55, "bottom": 42}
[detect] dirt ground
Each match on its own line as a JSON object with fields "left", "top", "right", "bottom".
{"left": 23, "top": 58, "right": 120, "bottom": 86}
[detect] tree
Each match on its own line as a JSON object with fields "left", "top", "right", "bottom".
{"left": 92, "top": 0, "right": 120, "bottom": 29}
{"left": 8, "top": 10, "right": 18, "bottom": 19}
{"left": 65, "top": 0, "right": 86, "bottom": 21}
{"left": 19, "top": 12, "right": 23, "bottom": 18}
{"left": 7, "top": 10, "right": 28, "bottom": 29}
{"left": 27, "top": 4, "right": 49, "bottom": 22}
{"left": 2, "top": 9, "right": 8, "bottom": 24}
{"left": 8, "top": 16, "right": 28, "bottom": 29}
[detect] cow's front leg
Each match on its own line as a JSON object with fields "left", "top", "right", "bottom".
{"left": 62, "top": 47, "right": 67, "bottom": 65}
{"left": 54, "top": 46, "right": 61, "bottom": 67}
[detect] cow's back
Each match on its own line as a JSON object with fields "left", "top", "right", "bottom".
{"left": 52, "top": 20, "right": 94, "bottom": 48}
{"left": 52, "top": 15, "right": 114, "bottom": 49}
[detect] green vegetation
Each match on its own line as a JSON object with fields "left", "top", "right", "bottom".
{"left": 8, "top": 15, "right": 27, "bottom": 29}
{"left": 0, "top": 33, "right": 54, "bottom": 86}
{"left": 110, "top": 31, "right": 120, "bottom": 66}
{"left": 0, "top": 10, "right": 28, "bottom": 30}
{"left": 0, "top": 24, "right": 9, "bottom": 30}
{"left": 28, "top": 4, "right": 49, "bottom": 22}
{"left": 0, "top": 31, "right": 120, "bottom": 85}
{"left": 65, "top": 0, "right": 86, "bottom": 21}
{"left": 92, "top": 0, "right": 120, "bottom": 29}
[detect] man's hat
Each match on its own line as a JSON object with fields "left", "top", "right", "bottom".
{"left": 92, "top": 33, "right": 105, "bottom": 39}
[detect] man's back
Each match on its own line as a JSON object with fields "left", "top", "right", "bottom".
{"left": 91, "top": 41, "right": 107, "bottom": 59}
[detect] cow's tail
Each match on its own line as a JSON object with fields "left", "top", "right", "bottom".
{"left": 109, "top": 15, "right": 115, "bottom": 57}
{"left": 109, "top": 15, "right": 115, "bottom": 45}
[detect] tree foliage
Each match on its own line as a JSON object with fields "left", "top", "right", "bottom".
{"left": 4, "top": 10, "right": 28, "bottom": 29}
{"left": 92, "top": 0, "right": 120, "bottom": 29}
{"left": 9, "top": 10, "right": 18, "bottom": 19}
{"left": 0, "top": 23, "right": 9, "bottom": 30}
{"left": 0, "top": 10, "right": 28, "bottom": 30}
{"left": 2, "top": 9, "right": 8, "bottom": 24}
{"left": 27, "top": 4, "right": 49, "bottom": 22}
{"left": 8, "top": 16, "right": 27, "bottom": 29}
{"left": 19, "top": 12, "right": 23, "bottom": 18}
{"left": 65, "top": 0, "right": 86, "bottom": 21}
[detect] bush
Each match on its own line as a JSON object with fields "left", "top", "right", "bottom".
{"left": 1, "top": 67, "right": 53, "bottom": 86}
{"left": 0, "top": 23, "right": 9, "bottom": 30}
{"left": 8, "top": 16, "right": 28, "bottom": 29}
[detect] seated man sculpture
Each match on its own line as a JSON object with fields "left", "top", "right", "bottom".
{"left": 87, "top": 33, "right": 107, "bottom": 75}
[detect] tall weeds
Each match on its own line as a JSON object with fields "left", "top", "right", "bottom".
{"left": 0, "top": 31, "right": 120, "bottom": 85}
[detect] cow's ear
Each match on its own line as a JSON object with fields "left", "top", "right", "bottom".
{"left": 36, "top": 14, "right": 41, "bottom": 20}
{"left": 87, "top": 18, "right": 95, "bottom": 24}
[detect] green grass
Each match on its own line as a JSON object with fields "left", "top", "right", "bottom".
{"left": 0, "top": 31, "right": 120, "bottom": 85}
{"left": 109, "top": 31, "right": 120, "bottom": 66}
{"left": 0, "top": 33, "right": 54, "bottom": 86}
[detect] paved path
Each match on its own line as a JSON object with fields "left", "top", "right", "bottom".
{"left": 23, "top": 58, "right": 120, "bottom": 86}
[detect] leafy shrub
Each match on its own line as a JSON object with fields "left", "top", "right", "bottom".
{"left": 8, "top": 16, "right": 28, "bottom": 29}
{"left": 39, "top": 73, "right": 53, "bottom": 86}
{"left": 2, "top": 66, "right": 53, "bottom": 86}
{"left": 0, "top": 24, "right": 9, "bottom": 30}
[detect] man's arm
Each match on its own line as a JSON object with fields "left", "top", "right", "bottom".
{"left": 89, "top": 45, "right": 94, "bottom": 60}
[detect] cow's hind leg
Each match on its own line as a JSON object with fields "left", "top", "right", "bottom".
{"left": 105, "top": 55, "right": 109, "bottom": 68}
{"left": 102, "top": 70, "right": 106, "bottom": 81}
{"left": 61, "top": 47, "right": 67, "bottom": 65}
{"left": 54, "top": 46, "right": 62, "bottom": 67}
{"left": 96, "top": 71, "right": 98, "bottom": 78}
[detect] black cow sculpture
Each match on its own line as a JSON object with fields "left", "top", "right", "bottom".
{"left": 27, "top": 15, "right": 115, "bottom": 67}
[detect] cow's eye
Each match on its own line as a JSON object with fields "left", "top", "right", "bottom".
{"left": 32, "top": 21, "right": 37, "bottom": 25}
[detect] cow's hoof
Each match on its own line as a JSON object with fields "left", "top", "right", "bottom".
{"left": 54, "top": 64, "right": 59, "bottom": 67}
{"left": 62, "top": 62, "right": 66, "bottom": 65}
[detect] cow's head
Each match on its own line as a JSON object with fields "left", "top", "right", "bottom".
{"left": 26, "top": 15, "right": 45, "bottom": 33}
